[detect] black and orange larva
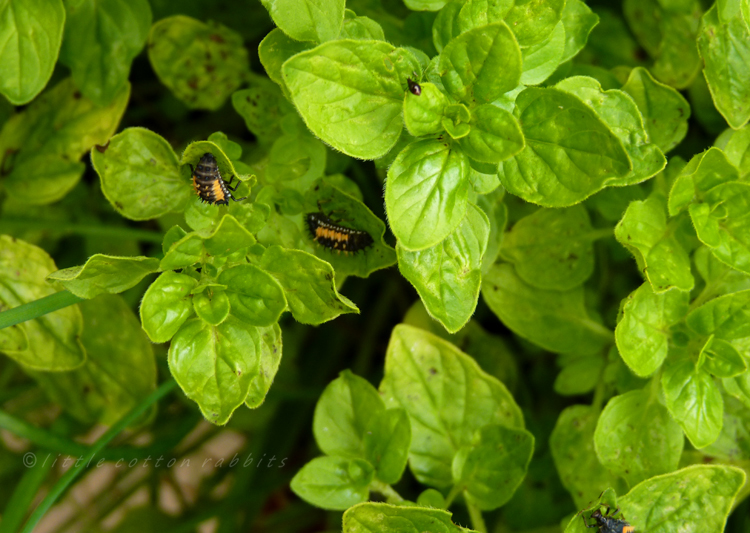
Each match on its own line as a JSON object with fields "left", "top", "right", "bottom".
{"left": 306, "top": 210, "right": 374, "bottom": 254}
{"left": 189, "top": 152, "right": 247, "bottom": 205}
{"left": 582, "top": 506, "right": 634, "bottom": 533}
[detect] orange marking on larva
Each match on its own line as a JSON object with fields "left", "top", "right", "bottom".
{"left": 623, "top": 527, "right": 635, "bottom": 533}
{"left": 212, "top": 180, "right": 225, "bottom": 201}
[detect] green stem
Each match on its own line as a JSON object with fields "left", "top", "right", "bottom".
{"left": 0, "top": 457, "right": 54, "bottom": 533}
{"left": 0, "top": 220, "right": 163, "bottom": 244}
{"left": 0, "top": 291, "right": 85, "bottom": 330}
{"left": 0, "top": 408, "right": 199, "bottom": 461}
{"left": 370, "top": 480, "right": 405, "bottom": 504}
{"left": 444, "top": 484, "right": 462, "bottom": 508}
{"left": 584, "top": 227, "right": 615, "bottom": 242}
{"left": 0, "top": 410, "right": 90, "bottom": 457}
{"left": 591, "top": 377, "right": 607, "bottom": 412}
{"left": 20, "top": 379, "right": 177, "bottom": 533}
{"left": 466, "top": 501, "right": 487, "bottom": 533}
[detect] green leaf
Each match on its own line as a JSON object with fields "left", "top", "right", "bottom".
{"left": 615, "top": 282, "right": 689, "bottom": 377}
{"left": 624, "top": 0, "right": 702, "bottom": 89}
{"left": 342, "top": 503, "right": 476, "bottom": 533}
{"left": 160, "top": 215, "right": 256, "bottom": 270}
{"left": 698, "top": 335, "right": 748, "bottom": 378}
{"left": 92, "top": 127, "right": 190, "bottom": 220}
{"left": 477, "top": 191, "right": 507, "bottom": 273}
{"left": 302, "top": 179, "right": 396, "bottom": 278}
{"left": 550, "top": 405, "right": 626, "bottom": 509}
{"left": 554, "top": 355, "right": 604, "bottom": 396}
{"left": 668, "top": 147, "right": 739, "bottom": 216}
{"left": 385, "top": 139, "right": 470, "bottom": 251}
{"left": 363, "top": 408, "right": 411, "bottom": 484}
{"left": 147, "top": 15, "right": 249, "bottom": 110}
{"left": 619, "top": 465, "right": 745, "bottom": 533}
{"left": 689, "top": 181, "right": 750, "bottom": 275}
{"left": 504, "top": 0, "right": 565, "bottom": 47}
{"left": 397, "top": 203, "right": 490, "bottom": 333}
{"left": 662, "top": 358, "right": 723, "bottom": 448}
{"left": 58, "top": 0, "right": 151, "bottom": 105}
{"left": 192, "top": 290, "right": 230, "bottom": 326}
{"left": 168, "top": 316, "right": 261, "bottom": 425}
{"left": 468, "top": 158, "right": 501, "bottom": 194}
{"left": 459, "top": 104, "right": 524, "bottom": 164}
{"left": 455, "top": 0, "right": 513, "bottom": 36}
{"left": 282, "top": 40, "right": 419, "bottom": 160}
{"left": 314, "top": 370, "right": 384, "bottom": 458}
{"left": 231, "top": 80, "right": 291, "bottom": 144}
{"left": 47, "top": 255, "right": 160, "bottom": 299}
{"left": 621, "top": 67, "right": 691, "bottom": 154}
{"left": 340, "top": 10, "right": 385, "bottom": 41}
{"left": 520, "top": 21, "right": 565, "bottom": 86}
{"left": 0, "top": 235, "right": 85, "bottom": 371}
{"left": 290, "top": 456, "right": 373, "bottom": 511}
{"left": 216, "top": 265, "right": 286, "bottom": 327}
{"left": 259, "top": 0, "right": 345, "bottom": 43}
{"left": 439, "top": 22, "right": 522, "bottom": 105}
{"left": 259, "top": 245, "right": 358, "bottom": 325}
{"left": 615, "top": 194, "right": 694, "bottom": 293}
{"left": 0, "top": 0, "right": 65, "bottom": 105}
{"left": 432, "top": 0, "right": 463, "bottom": 53}
{"left": 723, "top": 123, "right": 750, "bottom": 178}
{"left": 686, "top": 289, "right": 750, "bottom": 340}
{"left": 500, "top": 204, "right": 595, "bottom": 291}
{"left": 404, "top": 0, "right": 447, "bottom": 11}
{"left": 380, "top": 324, "right": 524, "bottom": 488}
{"left": 594, "top": 387, "right": 684, "bottom": 487}
{"left": 29, "top": 295, "right": 156, "bottom": 425}
{"left": 162, "top": 226, "right": 188, "bottom": 255}
{"left": 245, "top": 324, "right": 283, "bottom": 409}
{"left": 482, "top": 264, "right": 612, "bottom": 356}
{"left": 416, "top": 489, "right": 446, "bottom": 508}
{"left": 0, "top": 78, "right": 129, "bottom": 205}
{"left": 499, "top": 86, "right": 632, "bottom": 207}
{"left": 703, "top": 394, "right": 750, "bottom": 460}
{"left": 559, "top": 0, "right": 599, "bottom": 63}
{"left": 266, "top": 130, "right": 327, "bottom": 184}
{"left": 452, "top": 424, "right": 534, "bottom": 511}
{"left": 555, "top": 76, "right": 666, "bottom": 187}
{"left": 693, "top": 245, "right": 750, "bottom": 298}
{"left": 258, "top": 28, "right": 312, "bottom": 94}
{"left": 442, "top": 103, "right": 471, "bottom": 139}
{"left": 140, "top": 271, "right": 197, "bottom": 343}
{"left": 403, "top": 82, "right": 448, "bottom": 137}
{"left": 698, "top": 4, "right": 750, "bottom": 129}
{"left": 723, "top": 371, "right": 750, "bottom": 410}
{"left": 579, "top": 7, "right": 644, "bottom": 70}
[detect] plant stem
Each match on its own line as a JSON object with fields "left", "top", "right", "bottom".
{"left": 0, "top": 219, "right": 163, "bottom": 243}
{"left": 0, "top": 291, "right": 85, "bottom": 330}
{"left": 0, "top": 456, "right": 54, "bottom": 533}
{"left": 591, "top": 377, "right": 607, "bottom": 412}
{"left": 585, "top": 227, "right": 615, "bottom": 242}
{"left": 444, "top": 484, "right": 462, "bottom": 508}
{"left": 467, "top": 501, "right": 487, "bottom": 533}
{"left": 370, "top": 480, "right": 405, "bottom": 504}
{"left": 19, "top": 379, "right": 177, "bottom": 533}
{"left": 0, "top": 410, "right": 90, "bottom": 456}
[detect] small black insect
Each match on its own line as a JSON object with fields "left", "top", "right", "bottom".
{"left": 306, "top": 210, "right": 373, "bottom": 254}
{"left": 582, "top": 505, "right": 634, "bottom": 533}
{"left": 189, "top": 152, "right": 247, "bottom": 205}
{"left": 407, "top": 78, "right": 421, "bottom": 96}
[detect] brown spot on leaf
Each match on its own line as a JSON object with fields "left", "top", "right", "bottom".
{"left": 95, "top": 141, "right": 110, "bottom": 153}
